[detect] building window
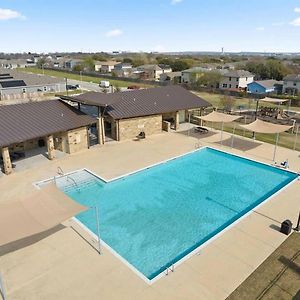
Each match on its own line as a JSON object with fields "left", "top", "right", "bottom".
{"left": 229, "top": 77, "right": 232, "bottom": 81}
{"left": 246, "top": 77, "right": 248, "bottom": 81}
{"left": 223, "top": 83, "right": 227, "bottom": 88}
{"left": 236, "top": 78, "right": 239, "bottom": 82}
{"left": 294, "top": 82, "right": 297, "bottom": 86}
{"left": 229, "top": 84, "right": 232, "bottom": 88}
{"left": 236, "top": 85, "right": 239, "bottom": 88}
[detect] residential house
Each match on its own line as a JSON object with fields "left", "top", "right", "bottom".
{"left": 282, "top": 74, "right": 300, "bottom": 95}
{"left": 64, "top": 59, "right": 83, "bottom": 69}
{"left": 181, "top": 67, "right": 226, "bottom": 84}
{"left": 111, "top": 63, "right": 132, "bottom": 77}
{"left": 94, "top": 61, "right": 119, "bottom": 73}
{"left": 159, "top": 71, "right": 182, "bottom": 83}
{"left": 61, "top": 86, "right": 211, "bottom": 142}
{"left": 136, "top": 65, "right": 164, "bottom": 81}
{"left": 0, "top": 100, "right": 96, "bottom": 175}
{"left": 0, "top": 69, "right": 66, "bottom": 100}
{"left": 158, "top": 64, "right": 173, "bottom": 74}
{"left": 0, "top": 59, "right": 34, "bottom": 69}
{"left": 219, "top": 70, "right": 254, "bottom": 90}
{"left": 247, "top": 80, "right": 283, "bottom": 95}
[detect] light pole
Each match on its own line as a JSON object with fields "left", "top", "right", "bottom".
{"left": 65, "top": 77, "right": 68, "bottom": 96}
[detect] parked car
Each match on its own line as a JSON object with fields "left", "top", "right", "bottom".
{"left": 99, "top": 81, "right": 110, "bottom": 88}
{"left": 66, "top": 84, "right": 79, "bottom": 90}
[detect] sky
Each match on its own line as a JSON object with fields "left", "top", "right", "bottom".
{"left": 1, "top": 0, "right": 300, "bottom": 53}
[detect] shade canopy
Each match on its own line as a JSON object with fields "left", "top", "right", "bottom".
{"left": 0, "top": 183, "right": 87, "bottom": 246}
{"left": 239, "top": 119, "right": 292, "bottom": 134}
{"left": 196, "top": 111, "right": 242, "bottom": 123}
{"left": 259, "top": 97, "right": 289, "bottom": 104}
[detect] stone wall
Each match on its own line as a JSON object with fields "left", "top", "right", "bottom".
{"left": 66, "top": 127, "right": 89, "bottom": 154}
{"left": 118, "top": 115, "right": 162, "bottom": 141}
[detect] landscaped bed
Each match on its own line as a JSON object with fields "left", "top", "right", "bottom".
{"left": 227, "top": 232, "right": 300, "bottom": 300}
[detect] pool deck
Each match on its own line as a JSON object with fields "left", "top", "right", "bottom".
{"left": 0, "top": 129, "right": 300, "bottom": 300}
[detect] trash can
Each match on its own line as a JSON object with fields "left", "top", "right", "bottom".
{"left": 280, "top": 220, "right": 293, "bottom": 235}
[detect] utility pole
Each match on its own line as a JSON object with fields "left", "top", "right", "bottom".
{"left": 65, "top": 77, "right": 68, "bottom": 96}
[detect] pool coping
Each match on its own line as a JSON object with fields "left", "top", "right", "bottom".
{"left": 33, "top": 146, "right": 299, "bottom": 285}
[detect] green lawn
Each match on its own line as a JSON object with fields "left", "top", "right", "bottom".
{"left": 194, "top": 91, "right": 300, "bottom": 112}
{"left": 18, "top": 67, "right": 154, "bottom": 88}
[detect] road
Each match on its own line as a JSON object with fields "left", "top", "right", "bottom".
{"left": 67, "top": 79, "right": 103, "bottom": 92}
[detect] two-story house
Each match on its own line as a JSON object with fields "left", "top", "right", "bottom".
{"left": 113, "top": 63, "right": 133, "bottom": 77}
{"left": 219, "top": 70, "right": 254, "bottom": 90}
{"left": 136, "top": 65, "right": 164, "bottom": 81}
{"left": 282, "top": 74, "right": 300, "bottom": 95}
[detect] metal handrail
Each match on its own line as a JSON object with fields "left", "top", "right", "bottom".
{"left": 57, "top": 166, "right": 64, "bottom": 176}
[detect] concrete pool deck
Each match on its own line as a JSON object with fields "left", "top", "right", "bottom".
{"left": 0, "top": 129, "right": 299, "bottom": 300}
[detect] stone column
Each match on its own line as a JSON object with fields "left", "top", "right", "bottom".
{"left": 97, "top": 117, "right": 105, "bottom": 145}
{"left": 174, "top": 112, "right": 180, "bottom": 131}
{"left": 46, "top": 135, "right": 55, "bottom": 160}
{"left": 1, "top": 147, "right": 12, "bottom": 175}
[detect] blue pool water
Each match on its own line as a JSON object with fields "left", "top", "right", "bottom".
{"left": 60, "top": 148, "right": 297, "bottom": 280}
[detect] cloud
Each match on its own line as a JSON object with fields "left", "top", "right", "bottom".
{"left": 171, "top": 0, "right": 183, "bottom": 5}
{"left": 294, "top": 7, "right": 300, "bottom": 13}
{"left": 255, "top": 27, "right": 265, "bottom": 31}
{"left": 290, "top": 17, "right": 300, "bottom": 26}
{"left": 105, "top": 29, "right": 123, "bottom": 37}
{"left": 0, "top": 8, "right": 25, "bottom": 20}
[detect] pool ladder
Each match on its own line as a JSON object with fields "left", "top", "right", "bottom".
{"left": 165, "top": 264, "right": 174, "bottom": 276}
{"left": 56, "top": 166, "right": 81, "bottom": 193}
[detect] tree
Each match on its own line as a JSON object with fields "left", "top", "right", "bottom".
{"left": 83, "top": 56, "right": 95, "bottom": 71}
{"left": 123, "top": 58, "right": 133, "bottom": 64}
{"left": 73, "top": 64, "right": 84, "bottom": 72}
{"left": 36, "top": 57, "right": 46, "bottom": 68}
{"left": 192, "top": 71, "right": 223, "bottom": 91}
{"left": 219, "top": 94, "right": 235, "bottom": 111}
{"left": 244, "top": 59, "right": 289, "bottom": 80}
{"left": 171, "top": 60, "right": 191, "bottom": 71}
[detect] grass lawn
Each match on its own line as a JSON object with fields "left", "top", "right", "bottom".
{"left": 227, "top": 232, "right": 300, "bottom": 300}
{"left": 213, "top": 122, "right": 300, "bottom": 152}
{"left": 17, "top": 67, "right": 154, "bottom": 88}
{"left": 194, "top": 91, "right": 300, "bottom": 112}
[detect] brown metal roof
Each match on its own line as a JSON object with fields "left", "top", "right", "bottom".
{"left": 61, "top": 86, "right": 211, "bottom": 120}
{"left": 0, "top": 100, "right": 96, "bottom": 148}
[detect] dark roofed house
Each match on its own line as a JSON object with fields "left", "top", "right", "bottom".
{"left": 0, "top": 100, "right": 96, "bottom": 175}
{"left": 0, "top": 69, "right": 66, "bottom": 100}
{"left": 60, "top": 86, "right": 211, "bottom": 142}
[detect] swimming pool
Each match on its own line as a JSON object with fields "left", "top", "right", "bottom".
{"left": 56, "top": 147, "right": 298, "bottom": 282}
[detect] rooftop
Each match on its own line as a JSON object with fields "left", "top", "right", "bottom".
{"left": 249, "top": 80, "right": 283, "bottom": 89}
{"left": 283, "top": 74, "right": 300, "bottom": 82}
{"left": 61, "top": 86, "right": 211, "bottom": 119}
{"left": 0, "top": 69, "right": 64, "bottom": 87}
{"left": 223, "top": 70, "right": 254, "bottom": 78}
{"left": 0, "top": 100, "right": 96, "bottom": 148}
